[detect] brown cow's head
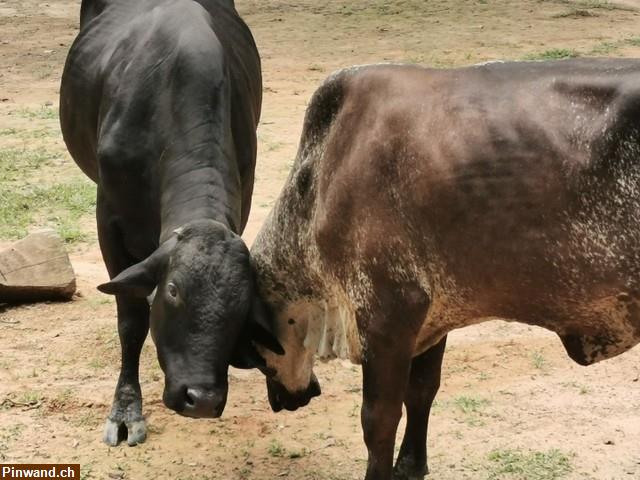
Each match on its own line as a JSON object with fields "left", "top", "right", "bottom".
{"left": 98, "top": 219, "right": 283, "bottom": 418}
{"left": 255, "top": 301, "right": 323, "bottom": 412}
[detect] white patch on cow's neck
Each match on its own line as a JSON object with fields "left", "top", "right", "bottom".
{"left": 277, "top": 289, "right": 363, "bottom": 366}
{"left": 258, "top": 293, "right": 362, "bottom": 394}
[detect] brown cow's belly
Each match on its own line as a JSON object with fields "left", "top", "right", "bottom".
{"left": 403, "top": 147, "right": 640, "bottom": 364}
{"left": 414, "top": 282, "right": 640, "bottom": 365}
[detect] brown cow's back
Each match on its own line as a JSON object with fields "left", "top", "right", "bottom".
{"left": 254, "top": 60, "right": 640, "bottom": 368}
{"left": 251, "top": 60, "right": 640, "bottom": 479}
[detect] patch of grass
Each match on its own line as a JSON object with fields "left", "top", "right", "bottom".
{"left": 0, "top": 180, "right": 96, "bottom": 242}
{"left": 587, "top": 36, "right": 640, "bottom": 56}
{"left": 14, "top": 105, "right": 58, "bottom": 120}
{"left": 454, "top": 395, "right": 489, "bottom": 414}
{"left": 0, "top": 424, "right": 25, "bottom": 459}
{"left": 80, "top": 463, "right": 93, "bottom": 480}
{"left": 267, "top": 439, "right": 285, "bottom": 457}
{"left": 575, "top": 0, "right": 635, "bottom": 11}
{"left": 70, "top": 411, "right": 101, "bottom": 428}
{"left": 57, "top": 222, "right": 89, "bottom": 243}
{"left": 548, "top": 0, "right": 636, "bottom": 11}
{"left": 486, "top": 448, "right": 573, "bottom": 480}
{"left": 628, "top": 37, "right": 640, "bottom": 47}
{"left": 55, "top": 388, "right": 73, "bottom": 403}
{"left": 0, "top": 190, "right": 34, "bottom": 239}
{"left": 523, "top": 48, "right": 580, "bottom": 61}
{"left": 561, "top": 381, "right": 591, "bottom": 394}
{"left": 16, "top": 390, "right": 44, "bottom": 405}
{"left": 0, "top": 127, "right": 57, "bottom": 139}
{"left": 452, "top": 395, "right": 490, "bottom": 427}
{"left": 531, "top": 351, "right": 547, "bottom": 370}
{"left": 590, "top": 40, "right": 621, "bottom": 55}
{"left": 0, "top": 148, "right": 59, "bottom": 182}
{"left": 265, "top": 438, "right": 308, "bottom": 459}
{"left": 86, "top": 295, "right": 114, "bottom": 307}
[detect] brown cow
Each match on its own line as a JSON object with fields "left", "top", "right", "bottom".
{"left": 250, "top": 59, "right": 640, "bottom": 480}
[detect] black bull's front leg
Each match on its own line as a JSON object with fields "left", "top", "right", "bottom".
{"left": 103, "top": 296, "right": 149, "bottom": 446}
{"left": 97, "top": 191, "right": 149, "bottom": 446}
{"left": 358, "top": 282, "right": 444, "bottom": 480}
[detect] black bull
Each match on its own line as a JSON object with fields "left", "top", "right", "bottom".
{"left": 251, "top": 60, "right": 640, "bottom": 480}
{"left": 60, "top": 0, "right": 282, "bottom": 447}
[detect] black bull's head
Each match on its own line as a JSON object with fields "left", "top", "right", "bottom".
{"left": 97, "top": 219, "right": 284, "bottom": 418}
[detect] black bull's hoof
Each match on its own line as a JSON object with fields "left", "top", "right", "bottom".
{"left": 266, "top": 373, "right": 321, "bottom": 412}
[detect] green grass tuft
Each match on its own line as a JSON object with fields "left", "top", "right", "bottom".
{"left": 0, "top": 148, "right": 59, "bottom": 182}
{"left": 0, "top": 127, "right": 58, "bottom": 139}
{"left": 531, "top": 350, "right": 547, "bottom": 370}
{"left": 575, "top": 0, "right": 635, "bottom": 11}
{"left": 13, "top": 105, "right": 59, "bottom": 121}
{"left": 267, "top": 439, "right": 285, "bottom": 457}
{"left": 454, "top": 395, "right": 490, "bottom": 414}
{"left": 487, "top": 448, "right": 573, "bottom": 480}
{"left": 523, "top": 48, "right": 580, "bottom": 60}
{"left": 0, "top": 180, "right": 95, "bottom": 242}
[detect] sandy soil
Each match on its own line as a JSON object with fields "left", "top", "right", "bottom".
{"left": 2, "top": 1, "right": 640, "bottom": 479}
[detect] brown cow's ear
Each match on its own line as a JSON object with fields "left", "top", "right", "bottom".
{"left": 97, "top": 236, "right": 177, "bottom": 297}
{"left": 250, "top": 295, "right": 285, "bottom": 355}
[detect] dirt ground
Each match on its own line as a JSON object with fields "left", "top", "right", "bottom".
{"left": 2, "top": 1, "right": 640, "bottom": 479}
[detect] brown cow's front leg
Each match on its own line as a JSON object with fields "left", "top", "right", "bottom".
{"left": 393, "top": 336, "right": 447, "bottom": 480}
{"left": 361, "top": 339, "right": 413, "bottom": 480}
{"left": 359, "top": 283, "right": 430, "bottom": 480}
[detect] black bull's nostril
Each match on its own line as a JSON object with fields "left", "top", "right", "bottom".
{"left": 266, "top": 373, "right": 321, "bottom": 412}
{"left": 163, "top": 385, "right": 227, "bottom": 418}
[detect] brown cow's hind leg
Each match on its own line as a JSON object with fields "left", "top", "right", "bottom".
{"left": 393, "top": 336, "right": 447, "bottom": 479}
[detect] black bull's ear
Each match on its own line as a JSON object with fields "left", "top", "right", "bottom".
{"left": 249, "top": 295, "right": 285, "bottom": 355}
{"left": 231, "top": 295, "right": 284, "bottom": 370}
{"left": 97, "top": 236, "right": 178, "bottom": 297}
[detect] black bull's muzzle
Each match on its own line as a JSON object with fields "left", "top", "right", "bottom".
{"left": 266, "top": 373, "right": 322, "bottom": 412}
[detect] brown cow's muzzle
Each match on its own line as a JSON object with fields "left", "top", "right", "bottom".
{"left": 266, "top": 373, "right": 321, "bottom": 412}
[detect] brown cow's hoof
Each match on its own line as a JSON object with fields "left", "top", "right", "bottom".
{"left": 392, "top": 458, "right": 428, "bottom": 480}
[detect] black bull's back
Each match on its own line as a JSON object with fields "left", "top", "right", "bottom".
{"left": 60, "top": 0, "right": 261, "bottom": 235}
